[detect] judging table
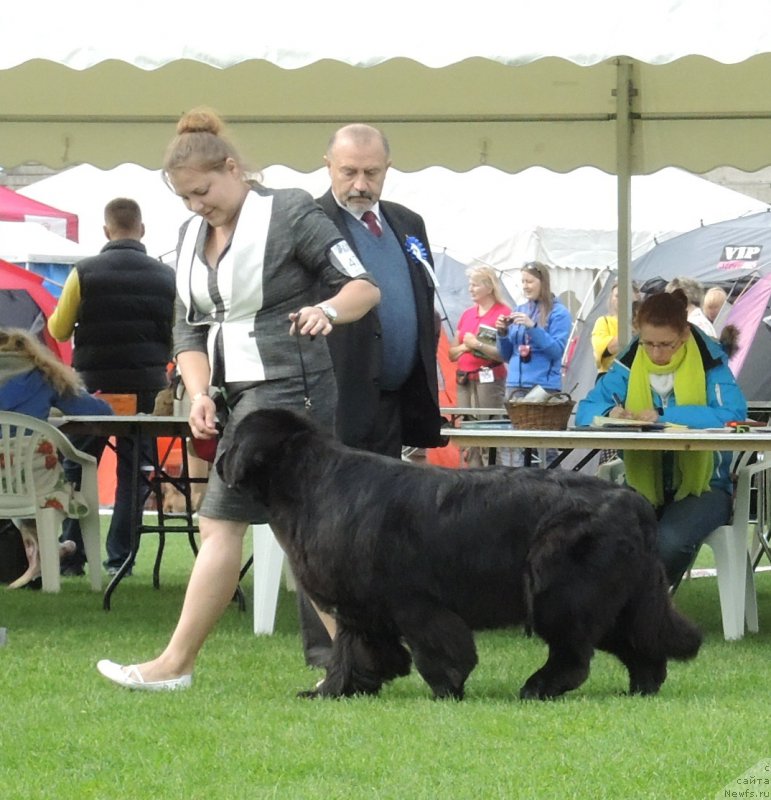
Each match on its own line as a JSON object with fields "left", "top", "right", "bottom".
{"left": 443, "top": 426, "right": 771, "bottom": 472}
{"left": 56, "top": 415, "right": 211, "bottom": 610}
{"left": 443, "top": 404, "right": 771, "bottom": 429}
{"left": 443, "top": 426, "right": 771, "bottom": 453}
{"left": 441, "top": 403, "right": 771, "bottom": 467}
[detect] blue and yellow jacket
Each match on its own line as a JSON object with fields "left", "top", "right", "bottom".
{"left": 576, "top": 325, "right": 747, "bottom": 493}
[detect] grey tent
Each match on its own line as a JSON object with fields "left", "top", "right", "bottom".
{"left": 632, "top": 211, "right": 771, "bottom": 294}
{"left": 564, "top": 210, "right": 771, "bottom": 408}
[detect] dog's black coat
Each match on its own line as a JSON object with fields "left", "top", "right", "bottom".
{"left": 220, "top": 409, "right": 702, "bottom": 700}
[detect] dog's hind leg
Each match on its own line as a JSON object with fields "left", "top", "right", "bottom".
{"left": 300, "top": 625, "right": 411, "bottom": 699}
{"left": 395, "top": 601, "right": 478, "bottom": 700}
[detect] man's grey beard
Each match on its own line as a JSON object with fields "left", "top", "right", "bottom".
{"left": 343, "top": 192, "right": 375, "bottom": 213}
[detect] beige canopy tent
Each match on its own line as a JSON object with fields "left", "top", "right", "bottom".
{"left": 4, "top": 1, "right": 771, "bottom": 174}
{"left": 4, "top": 0, "right": 771, "bottom": 333}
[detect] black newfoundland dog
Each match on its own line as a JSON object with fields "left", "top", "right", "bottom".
{"left": 220, "top": 408, "right": 701, "bottom": 700}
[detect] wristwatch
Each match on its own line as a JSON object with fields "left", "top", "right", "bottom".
{"left": 316, "top": 304, "right": 338, "bottom": 324}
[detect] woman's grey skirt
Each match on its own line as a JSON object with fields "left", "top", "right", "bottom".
{"left": 199, "top": 369, "right": 337, "bottom": 524}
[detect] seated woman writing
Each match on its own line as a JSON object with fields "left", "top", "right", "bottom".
{"left": 576, "top": 289, "right": 747, "bottom": 588}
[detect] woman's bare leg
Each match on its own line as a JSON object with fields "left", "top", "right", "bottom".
{"left": 122, "top": 516, "right": 247, "bottom": 681}
{"left": 312, "top": 602, "right": 337, "bottom": 639}
{"left": 8, "top": 521, "right": 40, "bottom": 589}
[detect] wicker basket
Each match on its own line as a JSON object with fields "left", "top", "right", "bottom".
{"left": 505, "top": 395, "right": 575, "bottom": 430}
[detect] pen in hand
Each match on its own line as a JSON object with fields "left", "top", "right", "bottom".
{"left": 610, "top": 393, "right": 629, "bottom": 419}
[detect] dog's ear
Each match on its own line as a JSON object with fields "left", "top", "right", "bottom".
{"left": 217, "top": 409, "right": 311, "bottom": 488}
{"left": 218, "top": 432, "right": 262, "bottom": 490}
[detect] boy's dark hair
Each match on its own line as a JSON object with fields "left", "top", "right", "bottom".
{"left": 104, "top": 198, "right": 142, "bottom": 232}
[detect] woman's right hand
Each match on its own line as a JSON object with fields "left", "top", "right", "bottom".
{"left": 188, "top": 394, "right": 219, "bottom": 439}
{"left": 495, "top": 314, "right": 513, "bottom": 335}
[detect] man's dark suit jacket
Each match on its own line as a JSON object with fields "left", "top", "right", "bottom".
{"left": 316, "top": 189, "right": 445, "bottom": 451}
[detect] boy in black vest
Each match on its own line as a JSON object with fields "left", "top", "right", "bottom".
{"left": 49, "top": 198, "right": 176, "bottom": 576}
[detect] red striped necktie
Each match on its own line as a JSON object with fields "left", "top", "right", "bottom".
{"left": 361, "top": 210, "right": 382, "bottom": 237}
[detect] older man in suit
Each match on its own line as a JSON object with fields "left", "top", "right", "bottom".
{"left": 317, "top": 123, "right": 445, "bottom": 459}
{"left": 301, "top": 124, "right": 446, "bottom": 666}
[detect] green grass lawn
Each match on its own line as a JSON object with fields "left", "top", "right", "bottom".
{"left": 2, "top": 520, "right": 770, "bottom": 800}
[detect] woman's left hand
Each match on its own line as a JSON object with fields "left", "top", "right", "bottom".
{"left": 288, "top": 307, "right": 333, "bottom": 337}
{"left": 510, "top": 312, "right": 534, "bottom": 328}
{"left": 633, "top": 408, "right": 660, "bottom": 423}
{"left": 609, "top": 406, "right": 659, "bottom": 422}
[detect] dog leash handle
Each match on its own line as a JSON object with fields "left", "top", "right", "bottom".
{"left": 293, "top": 312, "right": 313, "bottom": 410}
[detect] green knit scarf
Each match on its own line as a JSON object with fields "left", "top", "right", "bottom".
{"left": 623, "top": 337, "right": 713, "bottom": 507}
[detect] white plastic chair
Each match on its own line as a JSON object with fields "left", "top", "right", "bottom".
{"left": 0, "top": 411, "right": 101, "bottom": 592}
{"left": 251, "top": 523, "right": 287, "bottom": 634}
{"left": 703, "top": 458, "right": 771, "bottom": 640}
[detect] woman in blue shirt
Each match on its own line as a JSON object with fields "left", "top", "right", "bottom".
{"left": 495, "top": 261, "right": 572, "bottom": 466}
{"left": 496, "top": 262, "right": 572, "bottom": 393}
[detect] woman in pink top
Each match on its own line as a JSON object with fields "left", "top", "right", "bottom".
{"left": 448, "top": 266, "right": 511, "bottom": 466}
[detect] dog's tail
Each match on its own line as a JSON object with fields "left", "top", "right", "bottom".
{"left": 624, "top": 495, "right": 702, "bottom": 661}
{"left": 631, "top": 556, "right": 703, "bottom": 662}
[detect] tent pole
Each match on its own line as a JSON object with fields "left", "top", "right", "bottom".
{"left": 615, "top": 58, "right": 634, "bottom": 346}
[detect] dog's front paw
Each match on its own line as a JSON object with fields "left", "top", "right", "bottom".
{"left": 519, "top": 676, "right": 553, "bottom": 701}
{"left": 431, "top": 685, "right": 465, "bottom": 701}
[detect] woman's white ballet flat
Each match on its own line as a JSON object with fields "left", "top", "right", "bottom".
{"left": 96, "top": 659, "right": 192, "bottom": 692}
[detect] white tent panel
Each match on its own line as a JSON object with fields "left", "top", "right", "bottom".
{"left": 20, "top": 163, "right": 766, "bottom": 317}
{"left": 19, "top": 165, "right": 193, "bottom": 260}
{"left": 5, "top": 1, "right": 771, "bottom": 69}
{"left": 0, "top": 221, "right": 91, "bottom": 264}
{"left": 21, "top": 163, "right": 767, "bottom": 265}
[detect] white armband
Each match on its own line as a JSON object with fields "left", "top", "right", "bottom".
{"left": 328, "top": 240, "right": 366, "bottom": 277}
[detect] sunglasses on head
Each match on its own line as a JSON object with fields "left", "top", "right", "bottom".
{"left": 523, "top": 262, "right": 545, "bottom": 276}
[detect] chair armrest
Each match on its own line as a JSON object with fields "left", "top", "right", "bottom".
{"left": 0, "top": 411, "right": 97, "bottom": 467}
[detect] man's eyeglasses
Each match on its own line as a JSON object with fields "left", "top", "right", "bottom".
{"left": 640, "top": 339, "right": 681, "bottom": 352}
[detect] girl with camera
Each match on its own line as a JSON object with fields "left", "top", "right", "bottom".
{"left": 495, "top": 261, "right": 572, "bottom": 465}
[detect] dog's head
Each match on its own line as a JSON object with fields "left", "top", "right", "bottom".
{"left": 217, "top": 408, "right": 320, "bottom": 494}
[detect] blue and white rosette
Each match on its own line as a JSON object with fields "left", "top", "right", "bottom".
{"left": 404, "top": 235, "right": 439, "bottom": 287}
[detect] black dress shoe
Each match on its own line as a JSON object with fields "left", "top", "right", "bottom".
{"left": 60, "top": 563, "right": 86, "bottom": 577}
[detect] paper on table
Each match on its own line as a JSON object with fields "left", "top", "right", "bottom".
{"left": 592, "top": 416, "right": 688, "bottom": 430}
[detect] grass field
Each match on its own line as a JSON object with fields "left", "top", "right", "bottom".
{"left": 2, "top": 520, "right": 770, "bottom": 800}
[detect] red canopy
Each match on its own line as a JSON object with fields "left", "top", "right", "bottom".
{"left": 0, "top": 186, "right": 78, "bottom": 242}
{"left": 0, "top": 258, "right": 71, "bottom": 364}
